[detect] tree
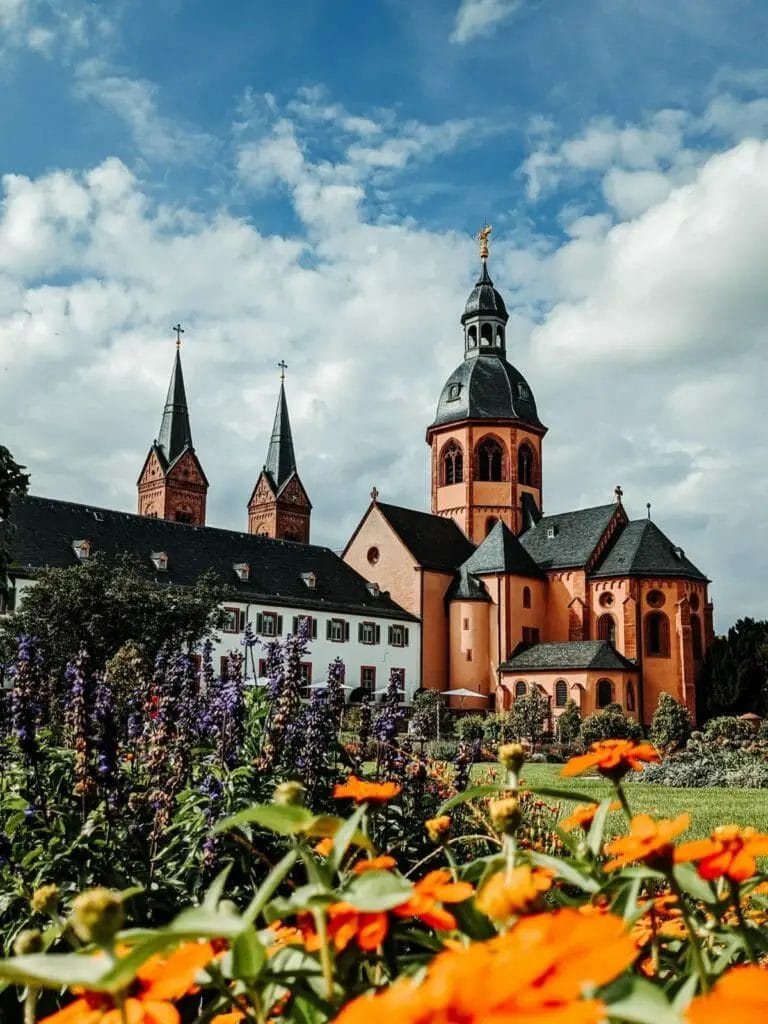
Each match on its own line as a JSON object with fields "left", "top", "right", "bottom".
{"left": 556, "top": 699, "right": 581, "bottom": 746}
{"left": 649, "top": 693, "right": 691, "bottom": 752}
{"left": 0, "top": 444, "right": 29, "bottom": 587}
{"left": 455, "top": 714, "right": 486, "bottom": 743}
{"left": 508, "top": 688, "right": 550, "bottom": 747}
{"left": 697, "top": 618, "right": 768, "bottom": 717}
{"left": 0, "top": 554, "right": 222, "bottom": 676}
{"left": 580, "top": 704, "right": 643, "bottom": 747}
{"left": 410, "top": 690, "right": 452, "bottom": 739}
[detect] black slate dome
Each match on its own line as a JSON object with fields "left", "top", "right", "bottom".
{"left": 461, "top": 261, "right": 508, "bottom": 324}
{"left": 430, "top": 355, "right": 543, "bottom": 429}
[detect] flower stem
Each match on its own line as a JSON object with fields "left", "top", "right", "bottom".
{"left": 613, "top": 781, "right": 633, "bottom": 826}
{"left": 313, "top": 907, "right": 335, "bottom": 1002}
{"left": 730, "top": 880, "right": 757, "bottom": 963}
{"left": 667, "top": 873, "right": 710, "bottom": 992}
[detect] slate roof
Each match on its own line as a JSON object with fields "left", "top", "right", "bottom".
{"left": 461, "top": 520, "right": 543, "bottom": 577}
{"left": 156, "top": 349, "right": 194, "bottom": 466}
{"left": 264, "top": 381, "right": 297, "bottom": 491}
{"left": 461, "top": 261, "right": 508, "bottom": 324}
{"left": 520, "top": 504, "right": 619, "bottom": 571}
{"left": 376, "top": 502, "right": 476, "bottom": 572}
{"left": 6, "top": 495, "right": 416, "bottom": 621}
{"left": 430, "top": 355, "right": 544, "bottom": 431}
{"left": 590, "top": 519, "right": 708, "bottom": 582}
{"left": 500, "top": 641, "right": 637, "bottom": 673}
{"left": 446, "top": 566, "right": 491, "bottom": 603}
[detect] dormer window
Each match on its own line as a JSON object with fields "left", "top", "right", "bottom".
{"left": 233, "top": 562, "right": 250, "bottom": 581}
{"left": 517, "top": 383, "right": 529, "bottom": 400}
{"left": 367, "top": 581, "right": 380, "bottom": 597}
{"left": 72, "top": 539, "right": 91, "bottom": 560}
{"left": 151, "top": 551, "right": 168, "bottom": 572}
{"left": 301, "top": 571, "right": 317, "bottom": 590}
{"left": 546, "top": 526, "right": 557, "bottom": 540}
{"left": 447, "top": 382, "right": 462, "bottom": 401}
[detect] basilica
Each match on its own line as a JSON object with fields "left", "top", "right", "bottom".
{"left": 4, "top": 229, "right": 713, "bottom": 726}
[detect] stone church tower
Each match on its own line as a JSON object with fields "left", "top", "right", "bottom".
{"left": 247, "top": 374, "right": 311, "bottom": 542}
{"left": 426, "top": 229, "right": 547, "bottom": 543}
{"left": 137, "top": 339, "right": 208, "bottom": 525}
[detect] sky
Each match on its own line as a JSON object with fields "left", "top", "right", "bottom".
{"left": 1, "top": 0, "right": 768, "bottom": 630}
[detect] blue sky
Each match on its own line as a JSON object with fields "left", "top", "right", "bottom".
{"left": 2, "top": 0, "right": 768, "bottom": 628}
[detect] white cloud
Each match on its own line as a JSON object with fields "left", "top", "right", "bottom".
{"left": 450, "top": 0, "right": 523, "bottom": 43}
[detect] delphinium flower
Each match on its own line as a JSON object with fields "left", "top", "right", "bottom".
{"left": 373, "top": 670, "right": 405, "bottom": 775}
{"left": 92, "top": 673, "right": 119, "bottom": 797}
{"left": 239, "top": 619, "right": 260, "bottom": 684}
{"left": 64, "top": 649, "right": 94, "bottom": 801}
{"left": 198, "top": 772, "right": 224, "bottom": 874}
{"left": 10, "top": 635, "right": 46, "bottom": 771}
{"left": 260, "top": 633, "right": 306, "bottom": 771}
{"left": 325, "top": 656, "right": 346, "bottom": 730}
{"left": 212, "top": 652, "right": 246, "bottom": 769}
{"left": 294, "top": 689, "right": 336, "bottom": 801}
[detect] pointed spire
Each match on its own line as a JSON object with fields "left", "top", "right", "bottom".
{"left": 264, "top": 372, "right": 297, "bottom": 490}
{"left": 157, "top": 346, "right": 193, "bottom": 465}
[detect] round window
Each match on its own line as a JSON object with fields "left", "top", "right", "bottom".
{"left": 599, "top": 592, "right": 614, "bottom": 608}
{"left": 688, "top": 592, "right": 700, "bottom": 612}
{"left": 647, "top": 589, "right": 665, "bottom": 608}
{"left": 367, "top": 546, "right": 380, "bottom": 565}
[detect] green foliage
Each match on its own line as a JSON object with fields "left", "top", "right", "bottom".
{"left": 410, "top": 689, "right": 453, "bottom": 739}
{"left": 702, "top": 715, "right": 757, "bottom": 746}
{"left": 0, "top": 554, "right": 222, "bottom": 675}
{"left": 0, "top": 445, "right": 29, "bottom": 587}
{"left": 698, "top": 617, "right": 768, "bottom": 716}
{"left": 649, "top": 693, "right": 691, "bottom": 752}
{"left": 482, "top": 711, "right": 514, "bottom": 745}
{"left": 580, "top": 704, "right": 643, "bottom": 747}
{"left": 455, "top": 714, "right": 485, "bottom": 743}
{"left": 556, "top": 699, "right": 581, "bottom": 745}
{"left": 507, "top": 688, "right": 550, "bottom": 746}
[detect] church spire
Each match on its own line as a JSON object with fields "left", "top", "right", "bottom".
{"left": 263, "top": 371, "right": 297, "bottom": 490}
{"left": 137, "top": 327, "right": 208, "bottom": 526}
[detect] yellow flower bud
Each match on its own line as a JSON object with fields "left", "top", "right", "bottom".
{"left": 30, "top": 883, "right": 60, "bottom": 916}
{"left": 490, "top": 797, "right": 522, "bottom": 835}
{"left": 499, "top": 743, "right": 526, "bottom": 774}
{"left": 69, "top": 889, "right": 124, "bottom": 945}
{"left": 13, "top": 929, "right": 43, "bottom": 955}
{"left": 425, "top": 815, "right": 451, "bottom": 844}
{"left": 273, "top": 781, "right": 306, "bottom": 806}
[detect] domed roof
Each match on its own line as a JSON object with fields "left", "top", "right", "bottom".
{"left": 461, "top": 261, "right": 508, "bottom": 324}
{"left": 430, "top": 354, "right": 543, "bottom": 430}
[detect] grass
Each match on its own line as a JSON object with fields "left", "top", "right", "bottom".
{"left": 471, "top": 762, "right": 768, "bottom": 840}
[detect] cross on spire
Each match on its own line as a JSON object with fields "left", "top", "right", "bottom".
{"left": 172, "top": 323, "right": 184, "bottom": 349}
{"left": 615, "top": 485, "right": 624, "bottom": 504}
{"left": 278, "top": 359, "right": 288, "bottom": 382}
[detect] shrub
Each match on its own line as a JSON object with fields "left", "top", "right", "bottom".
{"left": 410, "top": 690, "right": 453, "bottom": 739}
{"left": 649, "top": 693, "right": 691, "bottom": 752}
{"left": 507, "top": 689, "right": 550, "bottom": 746}
{"left": 580, "top": 705, "right": 643, "bottom": 747}
{"left": 703, "top": 715, "right": 756, "bottom": 746}
{"left": 455, "top": 714, "right": 486, "bottom": 742}
{"left": 556, "top": 699, "right": 581, "bottom": 745}
{"left": 427, "top": 739, "right": 460, "bottom": 761}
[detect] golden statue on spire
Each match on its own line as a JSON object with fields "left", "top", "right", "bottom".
{"left": 478, "top": 223, "right": 492, "bottom": 260}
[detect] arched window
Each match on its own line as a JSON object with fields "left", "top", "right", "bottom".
{"left": 597, "top": 613, "right": 616, "bottom": 645}
{"left": 691, "top": 614, "right": 703, "bottom": 661}
{"left": 515, "top": 680, "right": 527, "bottom": 698}
{"left": 518, "top": 443, "right": 534, "bottom": 486}
{"left": 646, "top": 612, "right": 670, "bottom": 657}
{"left": 480, "top": 323, "right": 493, "bottom": 346}
{"left": 467, "top": 325, "right": 477, "bottom": 348}
{"left": 626, "top": 680, "right": 636, "bottom": 712}
{"left": 477, "top": 438, "right": 504, "bottom": 481}
{"left": 554, "top": 679, "right": 568, "bottom": 707}
{"left": 441, "top": 441, "right": 464, "bottom": 485}
{"left": 496, "top": 327, "right": 504, "bottom": 347}
{"left": 597, "top": 678, "right": 613, "bottom": 708}
{"left": 485, "top": 516, "right": 497, "bottom": 537}
{"left": 522, "top": 586, "right": 531, "bottom": 609}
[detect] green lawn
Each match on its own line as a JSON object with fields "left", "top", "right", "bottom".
{"left": 472, "top": 762, "right": 768, "bottom": 840}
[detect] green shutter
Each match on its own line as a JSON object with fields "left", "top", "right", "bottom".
{"left": 256, "top": 612, "right": 264, "bottom": 633}
{"left": 375, "top": 624, "right": 381, "bottom": 645}
{"left": 344, "top": 620, "right": 350, "bottom": 641}
{"left": 312, "top": 617, "right": 318, "bottom": 638}
{"left": 277, "top": 615, "right": 283, "bottom": 635}
{"left": 293, "top": 616, "right": 298, "bottom": 634}
{"left": 404, "top": 627, "right": 409, "bottom": 646}
{"left": 326, "top": 620, "right": 332, "bottom": 640}
{"left": 358, "top": 623, "right": 363, "bottom": 642}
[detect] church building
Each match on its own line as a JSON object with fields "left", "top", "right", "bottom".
{"left": 343, "top": 228, "right": 713, "bottom": 726}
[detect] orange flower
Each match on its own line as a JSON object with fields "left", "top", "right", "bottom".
{"left": 476, "top": 865, "right": 553, "bottom": 920}
{"left": 562, "top": 740, "right": 660, "bottom": 781}
{"left": 266, "top": 921, "right": 303, "bottom": 954}
{"left": 560, "top": 801, "right": 621, "bottom": 832}
{"left": 302, "top": 903, "right": 389, "bottom": 953}
{"left": 40, "top": 941, "right": 217, "bottom": 1024}
{"left": 333, "top": 775, "right": 401, "bottom": 804}
{"left": 314, "top": 837, "right": 334, "bottom": 857}
{"left": 333, "top": 908, "right": 636, "bottom": 1024}
{"left": 351, "top": 855, "right": 397, "bottom": 875}
{"left": 392, "top": 870, "right": 473, "bottom": 931}
{"left": 603, "top": 814, "right": 690, "bottom": 871}
{"left": 686, "top": 964, "right": 768, "bottom": 1023}
{"left": 675, "top": 825, "right": 768, "bottom": 882}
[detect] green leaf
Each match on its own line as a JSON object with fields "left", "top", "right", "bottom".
{"left": 203, "top": 864, "right": 234, "bottom": 909}
{"left": 305, "top": 814, "right": 373, "bottom": 851}
{"left": 340, "top": 870, "right": 413, "bottom": 912}
{"left": 215, "top": 804, "right": 315, "bottom": 836}
{"left": 438, "top": 784, "right": 508, "bottom": 813}
{"left": 328, "top": 805, "right": 369, "bottom": 872}
{"left": 672, "top": 863, "right": 720, "bottom": 906}
{"left": 602, "top": 975, "right": 681, "bottom": 1024}
{"left": 167, "top": 905, "right": 245, "bottom": 938}
{"left": 530, "top": 852, "right": 599, "bottom": 893}
{"left": 231, "top": 928, "right": 266, "bottom": 980}
{"left": 526, "top": 785, "right": 601, "bottom": 804}
{"left": 586, "top": 797, "right": 613, "bottom": 857}
{"left": 0, "top": 953, "right": 113, "bottom": 991}
{"left": 243, "top": 848, "right": 299, "bottom": 926}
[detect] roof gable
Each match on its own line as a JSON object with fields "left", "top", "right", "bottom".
{"left": 501, "top": 640, "right": 637, "bottom": 672}
{"left": 375, "top": 502, "right": 476, "bottom": 572}
{"left": 461, "top": 519, "right": 542, "bottom": 577}
{"left": 590, "top": 518, "right": 708, "bottom": 582}
{"left": 520, "top": 503, "right": 622, "bottom": 571}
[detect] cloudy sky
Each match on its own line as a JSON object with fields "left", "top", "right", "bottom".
{"left": 2, "top": 0, "right": 767, "bottom": 629}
